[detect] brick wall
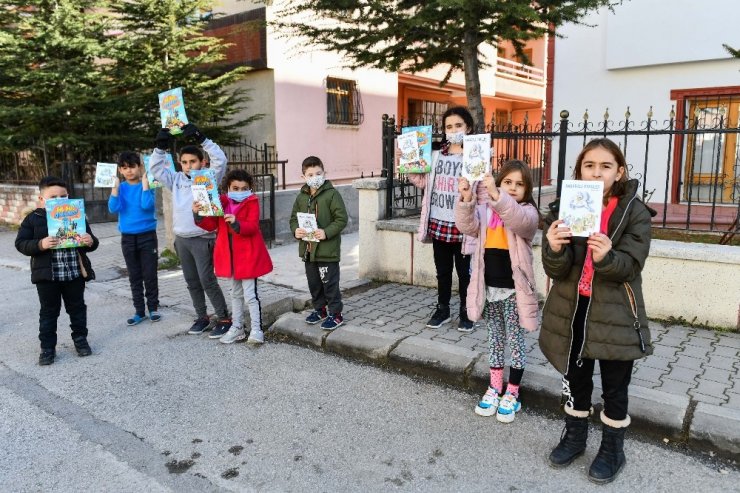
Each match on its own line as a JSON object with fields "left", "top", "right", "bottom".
{"left": 0, "top": 184, "right": 39, "bottom": 225}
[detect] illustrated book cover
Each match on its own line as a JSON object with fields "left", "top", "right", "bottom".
{"left": 296, "top": 212, "right": 319, "bottom": 242}
{"left": 558, "top": 180, "right": 604, "bottom": 237}
{"left": 399, "top": 125, "right": 432, "bottom": 174}
{"left": 190, "top": 169, "right": 223, "bottom": 216}
{"left": 93, "top": 162, "right": 117, "bottom": 188}
{"left": 158, "top": 87, "right": 189, "bottom": 135}
{"left": 45, "top": 198, "right": 86, "bottom": 249}
{"left": 461, "top": 134, "right": 491, "bottom": 182}
{"left": 142, "top": 153, "right": 176, "bottom": 189}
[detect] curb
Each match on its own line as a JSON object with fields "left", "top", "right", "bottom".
{"left": 268, "top": 312, "right": 740, "bottom": 458}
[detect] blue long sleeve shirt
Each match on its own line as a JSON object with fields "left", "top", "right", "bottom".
{"left": 108, "top": 181, "right": 157, "bottom": 234}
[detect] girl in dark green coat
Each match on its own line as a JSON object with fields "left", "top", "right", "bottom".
{"left": 541, "top": 138, "right": 654, "bottom": 484}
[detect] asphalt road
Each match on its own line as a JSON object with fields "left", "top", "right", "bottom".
{"left": 0, "top": 265, "right": 737, "bottom": 492}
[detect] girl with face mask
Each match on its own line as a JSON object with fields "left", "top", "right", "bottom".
{"left": 193, "top": 169, "right": 274, "bottom": 345}
{"left": 406, "top": 106, "right": 476, "bottom": 332}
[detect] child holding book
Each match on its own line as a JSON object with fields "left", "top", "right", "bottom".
{"left": 108, "top": 152, "right": 160, "bottom": 325}
{"left": 406, "top": 106, "right": 475, "bottom": 331}
{"left": 541, "top": 138, "right": 654, "bottom": 483}
{"left": 455, "top": 160, "right": 539, "bottom": 423}
{"left": 150, "top": 124, "right": 231, "bottom": 337}
{"left": 194, "top": 169, "right": 273, "bottom": 344}
{"left": 15, "top": 177, "right": 99, "bottom": 365}
{"left": 289, "top": 156, "right": 348, "bottom": 330}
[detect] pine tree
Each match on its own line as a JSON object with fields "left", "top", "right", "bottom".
{"left": 277, "top": 0, "right": 616, "bottom": 130}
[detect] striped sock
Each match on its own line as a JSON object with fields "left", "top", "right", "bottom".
{"left": 489, "top": 367, "right": 504, "bottom": 394}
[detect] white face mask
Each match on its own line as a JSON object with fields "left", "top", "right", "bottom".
{"left": 306, "top": 175, "right": 325, "bottom": 189}
{"left": 446, "top": 131, "right": 465, "bottom": 144}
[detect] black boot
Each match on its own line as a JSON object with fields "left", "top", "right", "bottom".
{"left": 588, "top": 416, "right": 628, "bottom": 484}
{"left": 39, "top": 349, "right": 55, "bottom": 366}
{"left": 73, "top": 337, "right": 92, "bottom": 357}
{"left": 548, "top": 414, "right": 589, "bottom": 468}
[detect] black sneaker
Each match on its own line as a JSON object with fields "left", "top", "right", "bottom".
{"left": 208, "top": 318, "right": 233, "bottom": 339}
{"left": 426, "top": 304, "right": 451, "bottom": 329}
{"left": 188, "top": 316, "right": 211, "bottom": 335}
{"left": 457, "top": 308, "right": 475, "bottom": 333}
{"left": 73, "top": 338, "right": 92, "bottom": 357}
{"left": 39, "top": 349, "right": 55, "bottom": 366}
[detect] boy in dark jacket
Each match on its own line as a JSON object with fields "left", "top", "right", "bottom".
{"left": 15, "top": 177, "right": 99, "bottom": 365}
{"left": 289, "top": 156, "right": 348, "bottom": 330}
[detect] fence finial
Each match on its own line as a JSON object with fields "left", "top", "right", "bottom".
{"left": 669, "top": 105, "right": 675, "bottom": 120}
{"left": 559, "top": 110, "right": 569, "bottom": 119}
{"left": 583, "top": 109, "right": 589, "bottom": 121}
{"left": 647, "top": 106, "right": 653, "bottom": 119}
{"left": 625, "top": 106, "right": 631, "bottom": 120}
{"left": 603, "top": 107, "right": 610, "bottom": 121}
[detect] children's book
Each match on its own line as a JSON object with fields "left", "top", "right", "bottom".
{"left": 94, "top": 162, "right": 117, "bottom": 188}
{"left": 296, "top": 212, "right": 319, "bottom": 242}
{"left": 558, "top": 180, "right": 604, "bottom": 237}
{"left": 45, "top": 198, "right": 86, "bottom": 249}
{"left": 399, "top": 125, "right": 432, "bottom": 174}
{"left": 142, "top": 153, "right": 176, "bottom": 189}
{"left": 462, "top": 134, "right": 492, "bottom": 182}
{"left": 158, "top": 87, "right": 189, "bottom": 135}
{"left": 190, "top": 169, "right": 223, "bottom": 216}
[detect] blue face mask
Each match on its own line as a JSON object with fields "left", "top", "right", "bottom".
{"left": 227, "top": 190, "right": 253, "bottom": 202}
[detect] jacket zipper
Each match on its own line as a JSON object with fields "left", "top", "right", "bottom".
{"left": 516, "top": 265, "right": 535, "bottom": 292}
{"left": 624, "top": 282, "right": 646, "bottom": 353}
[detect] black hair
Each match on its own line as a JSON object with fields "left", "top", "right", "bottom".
{"left": 38, "top": 176, "right": 68, "bottom": 192}
{"left": 117, "top": 151, "right": 141, "bottom": 167}
{"left": 302, "top": 155, "right": 324, "bottom": 173}
{"left": 179, "top": 145, "right": 204, "bottom": 161}
{"left": 440, "top": 106, "right": 475, "bottom": 155}
{"left": 223, "top": 168, "right": 254, "bottom": 190}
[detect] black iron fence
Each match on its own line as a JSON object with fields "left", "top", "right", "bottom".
{"left": 382, "top": 105, "right": 740, "bottom": 240}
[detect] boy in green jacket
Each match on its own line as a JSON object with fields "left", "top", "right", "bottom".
{"left": 289, "top": 156, "right": 348, "bottom": 330}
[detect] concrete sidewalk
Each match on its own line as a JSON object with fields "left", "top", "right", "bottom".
{"left": 1, "top": 222, "right": 738, "bottom": 458}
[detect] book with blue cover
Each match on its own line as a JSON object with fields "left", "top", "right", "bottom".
{"left": 158, "top": 87, "right": 189, "bottom": 135}
{"left": 142, "top": 153, "right": 176, "bottom": 189}
{"left": 190, "top": 169, "right": 224, "bottom": 216}
{"left": 45, "top": 198, "right": 86, "bottom": 249}
{"left": 399, "top": 125, "right": 432, "bottom": 174}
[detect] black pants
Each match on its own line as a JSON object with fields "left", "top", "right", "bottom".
{"left": 564, "top": 295, "right": 633, "bottom": 421}
{"left": 36, "top": 276, "right": 87, "bottom": 351}
{"left": 305, "top": 261, "right": 342, "bottom": 314}
{"left": 121, "top": 231, "right": 159, "bottom": 315}
{"left": 432, "top": 239, "right": 470, "bottom": 309}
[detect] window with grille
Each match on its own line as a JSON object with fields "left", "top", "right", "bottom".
{"left": 407, "top": 99, "right": 448, "bottom": 127}
{"left": 326, "top": 77, "right": 364, "bottom": 126}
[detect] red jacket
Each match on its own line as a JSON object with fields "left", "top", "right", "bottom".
{"left": 196, "top": 194, "right": 273, "bottom": 280}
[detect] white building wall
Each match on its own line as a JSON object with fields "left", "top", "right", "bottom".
{"left": 551, "top": 3, "right": 740, "bottom": 202}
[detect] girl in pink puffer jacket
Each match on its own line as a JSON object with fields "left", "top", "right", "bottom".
{"left": 455, "top": 160, "right": 539, "bottom": 423}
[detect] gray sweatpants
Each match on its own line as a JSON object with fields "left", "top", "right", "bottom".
{"left": 231, "top": 278, "right": 262, "bottom": 332}
{"left": 174, "top": 235, "right": 228, "bottom": 319}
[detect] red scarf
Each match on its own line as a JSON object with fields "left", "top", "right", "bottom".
{"left": 578, "top": 196, "right": 618, "bottom": 297}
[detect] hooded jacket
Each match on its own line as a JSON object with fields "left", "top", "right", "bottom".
{"left": 539, "top": 179, "right": 655, "bottom": 374}
{"left": 289, "top": 180, "right": 348, "bottom": 263}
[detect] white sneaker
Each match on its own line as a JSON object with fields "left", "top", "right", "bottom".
{"left": 496, "top": 392, "right": 521, "bottom": 423}
{"left": 247, "top": 328, "right": 264, "bottom": 345}
{"left": 474, "top": 387, "right": 501, "bottom": 417}
{"left": 220, "top": 327, "right": 246, "bottom": 344}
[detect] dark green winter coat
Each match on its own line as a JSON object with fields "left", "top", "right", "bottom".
{"left": 289, "top": 180, "right": 348, "bottom": 263}
{"left": 539, "top": 179, "right": 655, "bottom": 374}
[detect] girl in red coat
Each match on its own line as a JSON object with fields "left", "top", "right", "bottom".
{"left": 194, "top": 169, "right": 273, "bottom": 344}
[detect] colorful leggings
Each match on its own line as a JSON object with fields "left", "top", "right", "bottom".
{"left": 483, "top": 294, "right": 527, "bottom": 369}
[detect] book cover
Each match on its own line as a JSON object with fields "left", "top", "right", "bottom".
{"left": 45, "top": 198, "right": 86, "bottom": 249}
{"left": 558, "top": 180, "right": 604, "bottom": 237}
{"left": 94, "top": 162, "right": 117, "bottom": 188}
{"left": 399, "top": 125, "right": 432, "bottom": 174}
{"left": 142, "top": 153, "right": 176, "bottom": 189}
{"left": 461, "top": 134, "right": 492, "bottom": 182}
{"left": 190, "top": 169, "right": 223, "bottom": 216}
{"left": 158, "top": 87, "right": 189, "bottom": 135}
{"left": 296, "top": 212, "right": 319, "bottom": 242}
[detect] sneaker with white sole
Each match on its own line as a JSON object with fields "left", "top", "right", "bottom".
{"left": 475, "top": 387, "right": 501, "bottom": 417}
{"left": 220, "top": 327, "right": 246, "bottom": 344}
{"left": 496, "top": 392, "right": 521, "bottom": 423}
{"left": 247, "top": 328, "right": 265, "bottom": 345}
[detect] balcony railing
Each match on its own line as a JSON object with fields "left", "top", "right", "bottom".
{"left": 496, "top": 57, "right": 545, "bottom": 84}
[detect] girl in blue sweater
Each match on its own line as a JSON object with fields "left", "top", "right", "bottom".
{"left": 108, "top": 151, "right": 161, "bottom": 325}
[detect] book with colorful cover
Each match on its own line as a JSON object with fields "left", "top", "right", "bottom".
{"left": 158, "top": 87, "right": 189, "bottom": 135}
{"left": 399, "top": 125, "right": 432, "bottom": 174}
{"left": 45, "top": 198, "right": 86, "bottom": 249}
{"left": 94, "top": 162, "right": 117, "bottom": 188}
{"left": 461, "top": 134, "right": 492, "bottom": 182}
{"left": 558, "top": 180, "right": 604, "bottom": 237}
{"left": 142, "top": 153, "right": 176, "bottom": 189}
{"left": 296, "top": 212, "right": 319, "bottom": 242}
{"left": 190, "top": 169, "right": 223, "bottom": 216}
